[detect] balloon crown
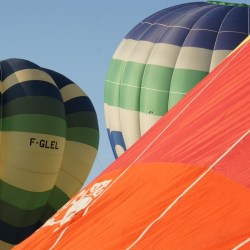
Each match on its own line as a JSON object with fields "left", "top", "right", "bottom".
{"left": 207, "top": 1, "right": 249, "bottom": 6}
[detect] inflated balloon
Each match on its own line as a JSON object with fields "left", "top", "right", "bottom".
{"left": 14, "top": 37, "right": 250, "bottom": 250}
{"left": 104, "top": 1, "right": 250, "bottom": 158}
{"left": 0, "top": 58, "right": 99, "bottom": 249}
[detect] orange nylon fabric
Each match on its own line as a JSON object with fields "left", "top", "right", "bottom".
{"left": 14, "top": 36, "right": 250, "bottom": 250}
{"left": 14, "top": 163, "right": 250, "bottom": 249}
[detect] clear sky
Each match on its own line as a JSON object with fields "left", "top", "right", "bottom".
{"left": 0, "top": 0, "right": 247, "bottom": 186}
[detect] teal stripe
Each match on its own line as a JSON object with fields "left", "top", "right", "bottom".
{"left": 67, "top": 127, "right": 99, "bottom": 148}
{"left": 1, "top": 114, "right": 67, "bottom": 137}
{"left": 3, "top": 96, "right": 65, "bottom": 119}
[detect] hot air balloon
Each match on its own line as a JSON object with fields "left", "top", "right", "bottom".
{"left": 104, "top": 1, "right": 250, "bottom": 158}
{"left": 0, "top": 58, "right": 99, "bottom": 249}
{"left": 14, "top": 36, "right": 250, "bottom": 250}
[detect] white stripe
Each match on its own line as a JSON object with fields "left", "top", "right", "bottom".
{"left": 84, "top": 40, "right": 249, "bottom": 246}
{"left": 127, "top": 130, "right": 249, "bottom": 249}
{"left": 49, "top": 226, "right": 69, "bottom": 250}
{"left": 232, "top": 237, "right": 250, "bottom": 250}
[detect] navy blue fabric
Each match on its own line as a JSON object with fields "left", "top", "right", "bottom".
{"left": 3, "top": 81, "right": 63, "bottom": 104}
{"left": 125, "top": 23, "right": 152, "bottom": 40}
{"left": 193, "top": 6, "right": 233, "bottom": 31}
{"left": 215, "top": 33, "right": 248, "bottom": 50}
{"left": 139, "top": 25, "right": 167, "bottom": 43}
{"left": 219, "top": 7, "right": 249, "bottom": 33}
{"left": 158, "top": 27, "right": 190, "bottom": 46}
{"left": 183, "top": 30, "right": 218, "bottom": 49}
{"left": 0, "top": 219, "right": 42, "bottom": 245}
{"left": 43, "top": 68, "right": 73, "bottom": 89}
{"left": 0, "top": 59, "right": 40, "bottom": 80}
{"left": 64, "top": 96, "right": 95, "bottom": 114}
{"left": 124, "top": 2, "right": 249, "bottom": 50}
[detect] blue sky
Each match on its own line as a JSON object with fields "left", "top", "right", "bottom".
{"left": 0, "top": 0, "right": 247, "bottom": 186}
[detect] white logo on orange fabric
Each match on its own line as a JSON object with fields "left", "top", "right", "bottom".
{"left": 43, "top": 179, "right": 112, "bottom": 232}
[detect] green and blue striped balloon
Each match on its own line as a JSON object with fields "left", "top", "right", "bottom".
{"left": 0, "top": 58, "right": 99, "bottom": 249}
{"left": 104, "top": 1, "right": 250, "bottom": 158}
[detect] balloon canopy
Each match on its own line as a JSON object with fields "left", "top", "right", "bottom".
{"left": 104, "top": 1, "right": 250, "bottom": 158}
{"left": 14, "top": 36, "right": 250, "bottom": 250}
{"left": 0, "top": 58, "right": 99, "bottom": 248}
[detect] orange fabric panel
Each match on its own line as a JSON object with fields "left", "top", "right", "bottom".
{"left": 15, "top": 162, "right": 250, "bottom": 249}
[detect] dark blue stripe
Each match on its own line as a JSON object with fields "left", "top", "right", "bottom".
{"left": 219, "top": 7, "right": 249, "bottom": 33}
{"left": 124, "top": 2, "right": 249, "bottom": 49}
{"left": 125, "top": 3, "right": 211, "bottom": 41}
{"left": 0, "top": 58, "right": 40, "bottom": 80}
{"left": 42, "top": 68, "right": 73, "bottom": 89}
{"left": 193, "top": 6, "right": 233, "bottom": 31}
{"left": 142, "top": 2, "right": 207, "bottom": 24}
{"left": 139, "top": 24, "right": 167, "bottom": 43}
{"left": 0, "top": 219, "right": 42, "bottom": 245}
{"left": 214, "top": 33, "right": 248, "bottom": 50}
{"left": 3, "top": 81, "right": 63, "bottom": 104}
{"left": 157, "top": 5, "right": 216, "bottom": 28}
{"left": 125, "top": 22, "right": 152, "bottom": 40}
{"left": 157, "top": 27, "right": 190, "bottom": 46}
{"left": 183, "top": 30, "right": 218, "bottom": 49}
{"left": 64, "top": 96, "right": 95, "bottom": 115}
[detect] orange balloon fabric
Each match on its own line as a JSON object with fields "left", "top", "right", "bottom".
{"left": 14, "top": 38, "right": 250, "bottom": 249}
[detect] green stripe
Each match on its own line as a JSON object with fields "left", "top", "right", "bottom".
{"left": 1, "top": 114, "right": 67, "bottom": 137}
{"left": 105, "top": 79, "right": 120, "bottom": 106}
{"left": 39, "top": 204, "right": 57, "bottom": 224}
{"left": 120, "top": 84, "right": 140, "bottom": 111}
{"left": 121, "top": 61, "right": 146, "bottom": 86}
{"left": 142, "top": 64, "right": 174, "bottom": 90}
{"left": 0, "top": 182, "right": 70, "bottom": 227}
{"left": 66, "top": 111, "right": 98, "bottom": 130}
{"left": 0, "top": 180, "right": 51, "bottom": 210}
{"left": 106, "top": 59, "right": 126, "bottom": 83}
{"left": 67, "top": 127, "right": 99, "bottom": 148}
{"left": 39, "top": 186, "right": 69, "bottom": 224}
{"left": 168, "top": 68, "right": 208, "bottom": 109}
{"left": 0, "top": 199, "right": 45, "bottom": 227}
{"left": 104, "top": 59, "right": 126, "bottom": 107}
{"left": 3, "top": 96, "right": 65, "bottom": 119}
{"left": 0, "top": 183, "right": 69, "bottom": 227}
{"left": 140, "top": 88, "right": 169, "bottom": 116}
{"left": 105, "top": 59, "right": 208, "bottom": 115}
{"left": 47, "top": 186, "right": 69, "bottom": 211}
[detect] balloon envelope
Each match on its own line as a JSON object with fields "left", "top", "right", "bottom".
{"left": 14, "top": 36, "right": 250, "bottom": 250}
{"left": 105, "top": 1, "right": 250, "bottom": 158}
{"left": 0, "top": 58, "right": 99, "bottom": 248}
